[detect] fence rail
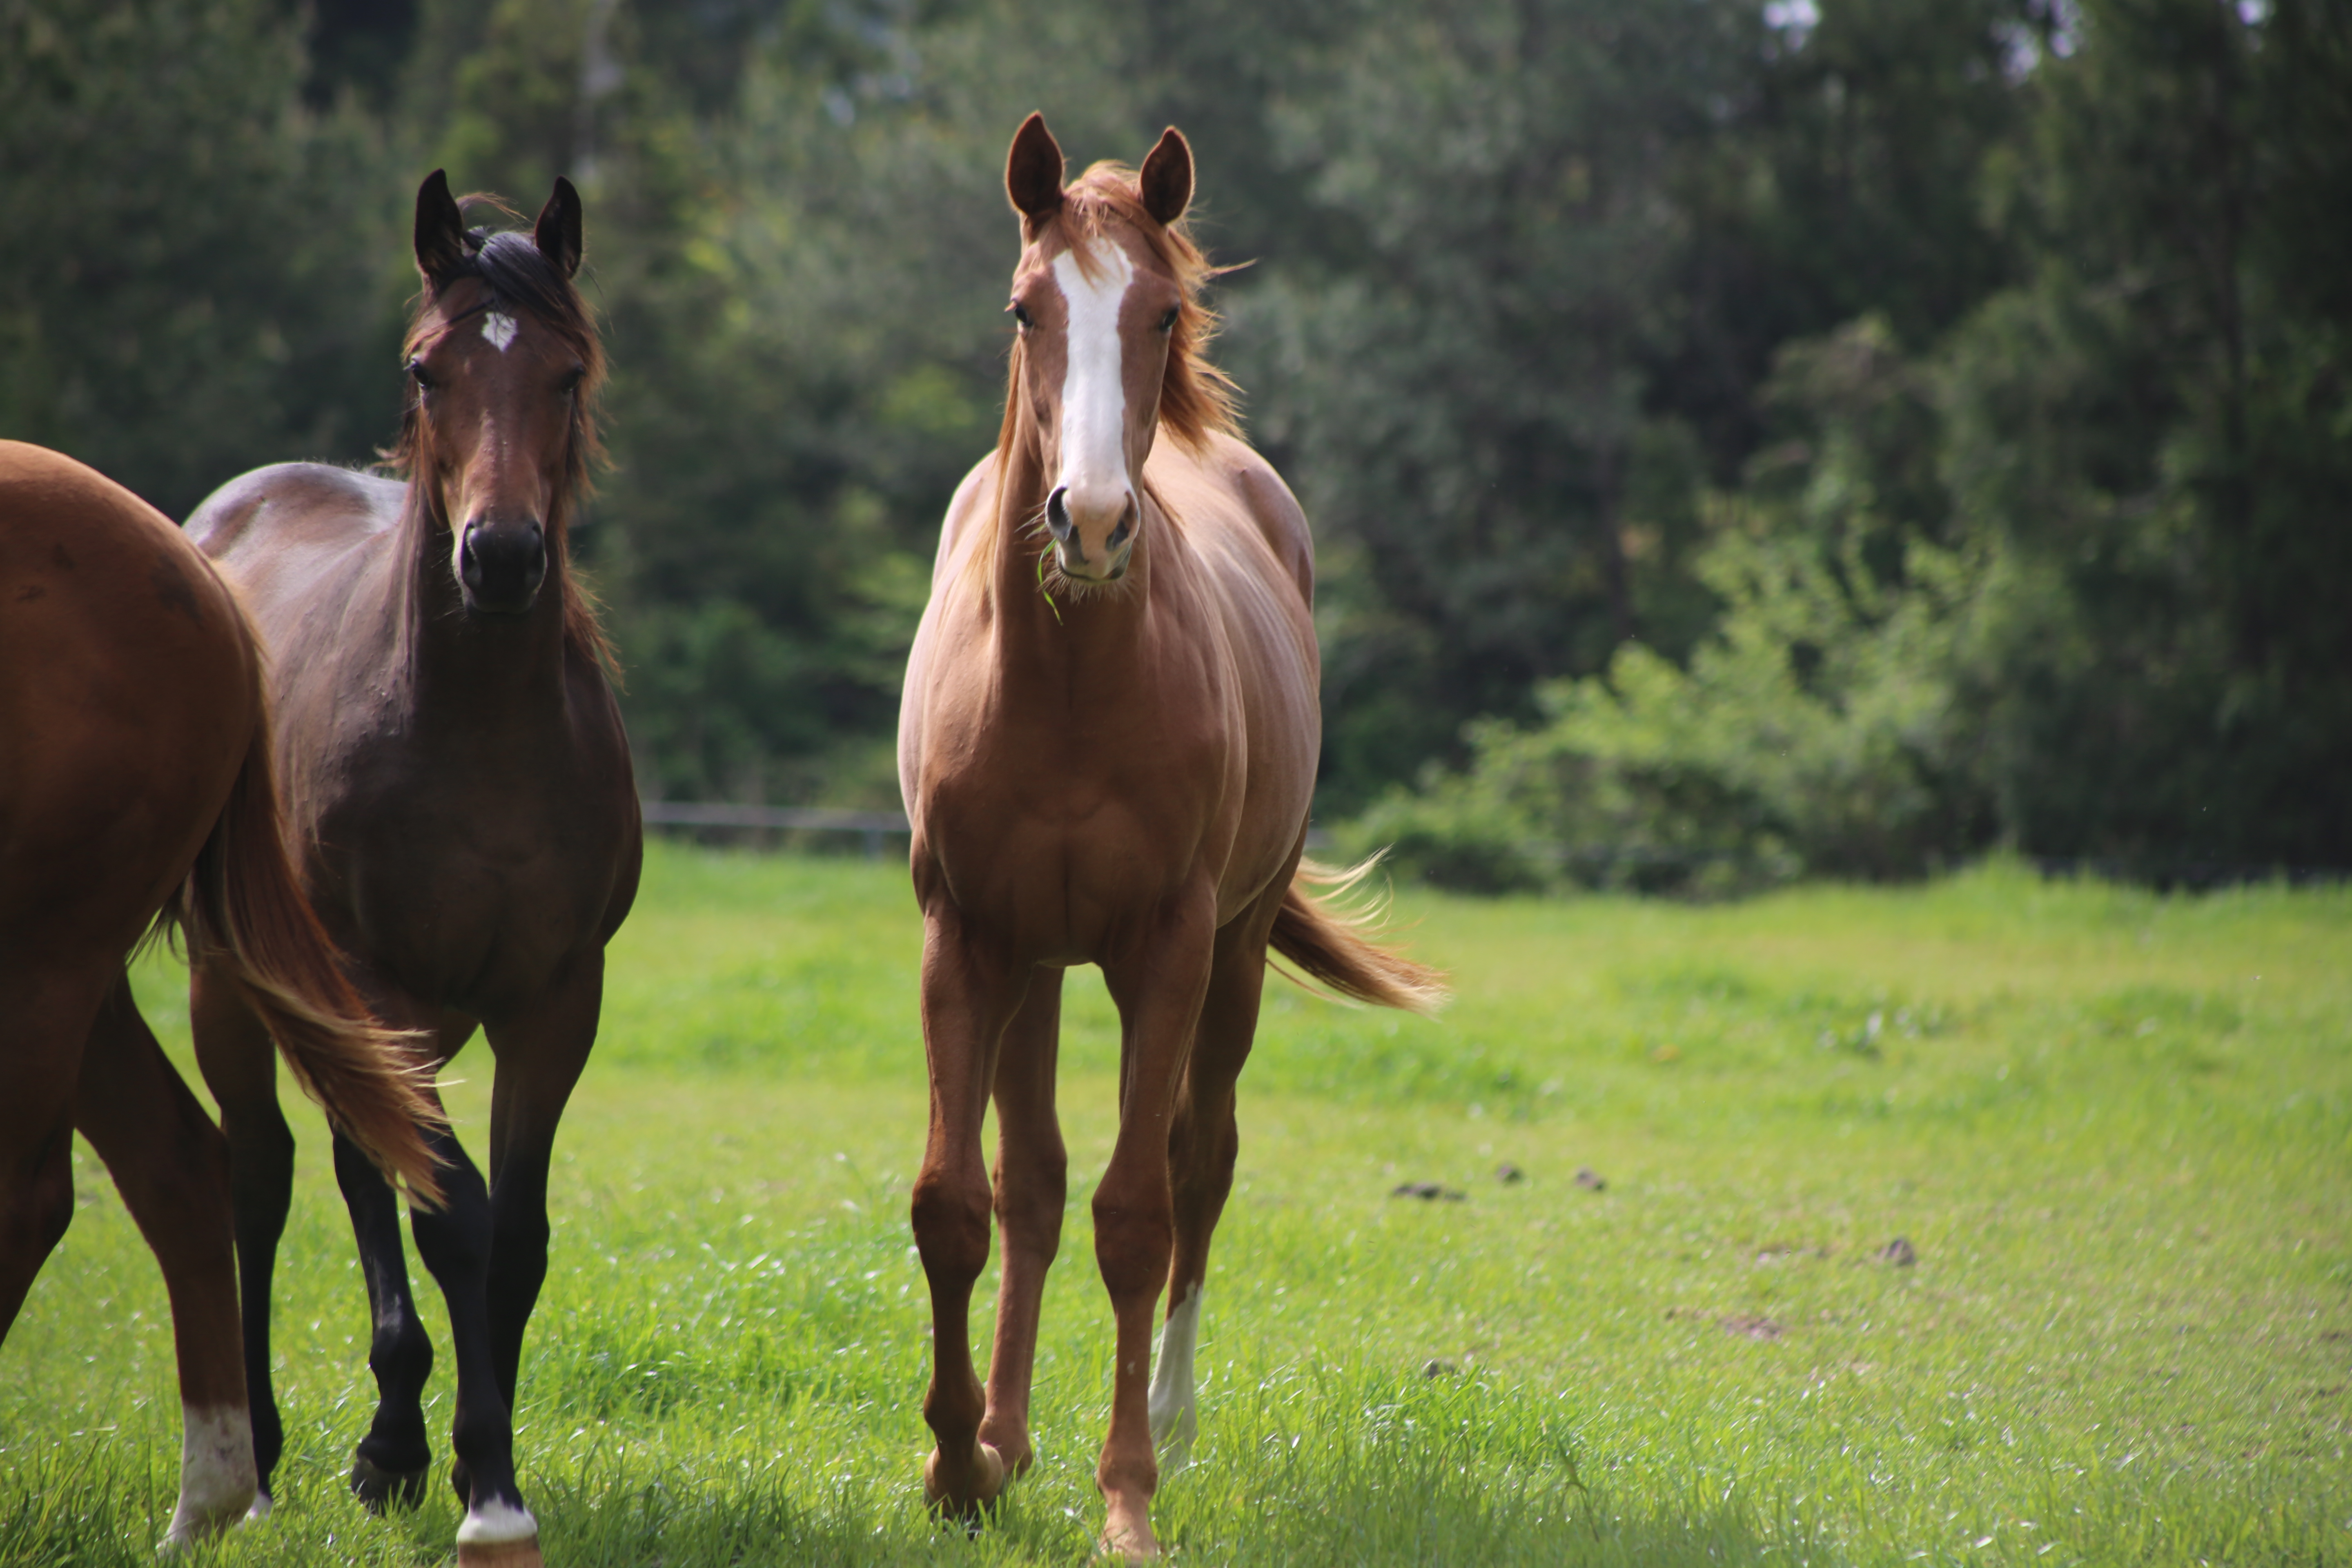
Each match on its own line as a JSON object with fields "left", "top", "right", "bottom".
{"left": 640, "top": 801, "right": 909, "bottom": 857}
{"left": 641, "top": 801, "right": 1335, "bottom": 856}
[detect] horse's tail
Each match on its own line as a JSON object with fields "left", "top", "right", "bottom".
{"left": 167, "top": 710, "right": 447, "bottom": 1208}
{"left": 1268, "top": 855, "right": 1450, "bottom": 1016}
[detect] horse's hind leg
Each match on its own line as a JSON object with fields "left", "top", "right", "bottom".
{"left": 76, "top": 976, "right": 258, "bottom": 1544}
{"left": 190, "top": 961, "right": 299, "bottom": 1512}
{"left": 334, "top": 1126, "right": 438, "bottom": 1508}
{"left": 0, "top": 970, "right": 90, "bottom": 1339}
{"left": 980, "top": 967, "right": 1067, "bottom": 1477}
{"left": 321, "top": 1004, "right": 468, "bottom": 1514}
{"left": 1152, "top": 884, "right": 1281, "bottom": 1478}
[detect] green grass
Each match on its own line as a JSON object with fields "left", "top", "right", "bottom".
{"left": 4, "top": 846, "right": 2348, "bottom": 1565}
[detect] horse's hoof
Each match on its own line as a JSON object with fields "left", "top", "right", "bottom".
{"left": 922, "top": 1440, "right": 1009, "bottom": 1523}
{"left": 349, "top": 1454, "right": 430, "bottom": 1512}
{"left": 455, "top": 1497, "right": 542, "bottom": 1567}
{"left": 244, "top": 1488, "right": 273, "bottom": 1523}
{"left": 1099, "top": 1520, "right": 1162, "bottom": 1562}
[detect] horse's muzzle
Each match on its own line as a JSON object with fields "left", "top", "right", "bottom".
{"left": 458, "top": 520, "right": 546, "bottom": 613}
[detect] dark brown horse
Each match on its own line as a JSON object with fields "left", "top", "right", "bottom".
{"left": 183, "top": 174, "right": 640, "bottom": 1568}
{"left": 898, "top": 116, "right": 1448, "bottom": 1560}
{"left": 0, "top": 440, "right": 442, "bottom": 1547}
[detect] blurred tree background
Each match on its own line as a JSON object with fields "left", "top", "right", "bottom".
{"left": 5, "top": 0, "right": 2345, "bottom": 886}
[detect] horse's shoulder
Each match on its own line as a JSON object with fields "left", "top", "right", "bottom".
{"left": 934, "top": 451, "right": 1004, "bottom": 577}
{"left": 186, "top": 463, "right": 403, "bottom": 558}
{"left": 1172, "top": 432, "right": 1313, "bottom": 601}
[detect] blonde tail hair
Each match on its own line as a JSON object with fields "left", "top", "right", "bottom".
{"left": 169, "top": 717, "right": 446, "bottom": 1207}
{"left": 1268, "top": 855, "right": 1450, "bottom": 1016}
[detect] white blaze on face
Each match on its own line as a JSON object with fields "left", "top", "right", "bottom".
{"left": 1050, "top": 244, "right": 1136, "bottom": 511}
{"left": 456, "top": 1496, "right": 541, "bottom": 1546}
{"left": 163, "top": 1403, "right": 258, "bottom": 1547}
{"left": 482, "top": 311, "right": 520, "bottom": 352}
{"left": 1147, "top": 1283, "right": 1203, "bottom": 1475}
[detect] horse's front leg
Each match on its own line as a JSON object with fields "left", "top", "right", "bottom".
{"left": 482, "top": 951, "right": 601, "bottom": 1407}
{"left": 1094, "top": 895, "right": 1217, "bottom": 1561}
{"left": 435, "top": 951, "right": 601, "bottom": 1568}
{"left": 912, "top": 906, "right": 1029, "bottom": 1520}
{"left": 979, "top": 966, "right": 1068, "bottom": 1476}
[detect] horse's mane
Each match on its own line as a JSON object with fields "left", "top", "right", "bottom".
{"left": 387, "top": 196, "right": 615, "bottom": 677}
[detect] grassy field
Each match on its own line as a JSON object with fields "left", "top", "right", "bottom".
{"left": 3, "top": 844, "right": 2348, "bottom": 1565}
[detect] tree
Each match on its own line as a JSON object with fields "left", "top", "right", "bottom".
{"left": 0, "top": 0, "right": 403, "bottom": 517}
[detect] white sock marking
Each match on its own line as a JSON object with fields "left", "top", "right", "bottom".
{"left": 1148, "top": 1284, "right": 1203, "bottom": 1475}
{"left": 457, "top": 1496, "right": 541, "bottom": 1545}
{"left": 1051, "top": 245, "right": 1135, "bottom": 517}
{"left": 163, "top": 1403, "right": 257, "bottom": 1547}
{"left": 482, "top": 312, "right": 519, "bottom": 352}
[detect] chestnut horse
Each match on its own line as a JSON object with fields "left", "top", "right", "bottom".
{"left": 182, "top": 174, "right": 640, "bottom": 1568}
{"left": 898, "top": 116, "right": 1448, "bottom": 1559}
{"left": 0, "top": 441, "right": 441, "bottom": 1546}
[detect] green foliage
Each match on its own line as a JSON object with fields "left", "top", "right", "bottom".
{"left": 1359, "top": 318, "right": 1996, "bottom": 895}
{"left": 8, "top": 0, "right": 2348, "bottom": 864}
{"left": 1934, "top": 0, "right": 2352, "bottom": 870}
{"left": 0, "top": 0, "right": 406, "bottom": 517}
{"left": 8, "top": 846, "right": 2349, "bottom": 1563}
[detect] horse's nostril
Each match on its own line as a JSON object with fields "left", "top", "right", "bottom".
{"left": 1107, "top": 499, "right": 1136, "bottom": 550}
{"left": 459, "top": 521, "right": 547, "bottom": 608}
{"left": 1045, "top": 487, "right": 1076, "bottom": 543}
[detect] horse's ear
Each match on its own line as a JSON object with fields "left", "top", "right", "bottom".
{"left": 414, "top": 169, "right": 468, "bottom": 283}
{"left": 1138, "top": 127, "right": 1193, "bottom": 227}
{"left": 1005, "top": 112, "right": 1065, "bottom": 225}
{"left": 535, "top": 176, "right": 584, "bottom": 279}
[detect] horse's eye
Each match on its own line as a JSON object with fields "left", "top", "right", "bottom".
{"left": 560, "top": 368, "right": 586, "bottom": 395}
{"left": 408, "top": 359, "right": 434, "bottom": 391}
{"left": 1009, "top": 301, "right": 1034, "bottom": 330}
{"left": 1159, "top": 307, "right": 1180, "bottom": 333}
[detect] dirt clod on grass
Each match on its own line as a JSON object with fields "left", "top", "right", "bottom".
{"left": 1575, "top": 1166, "right": 1607, "bottom": 1191}
{"left": 1392, "top": 1181, "right": 1466, "bottom": 1202}
{"left": 1721, "top": 1314, "right": 1784, "bottom": 1341}
{"left": 1879, "top": 1236, "right": 1918, "bottom": 1267}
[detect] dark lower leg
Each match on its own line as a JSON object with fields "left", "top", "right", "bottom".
{"left": 335, "top": 1130, "right": 436, "bottom": 1508}
{"left": 398, "top": 1124, "right": 522, "bottom": 1522}
{"left": 225, "top": 1098, "right": 294, "bottom": 1497}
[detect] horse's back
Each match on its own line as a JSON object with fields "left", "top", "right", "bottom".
{"left": 0, "top": 442, "right": 256, "bottom": 963}
{"left": 186, "top": 463, "right": 403, "bottom": 626}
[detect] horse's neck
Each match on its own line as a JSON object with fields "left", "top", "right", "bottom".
{"left": 385, "top": 483, "right": 574, "bottom": 721}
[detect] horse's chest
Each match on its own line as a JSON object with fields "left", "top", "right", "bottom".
{"left": 318, "top": 773, "right": 623, "bottom": 1013}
